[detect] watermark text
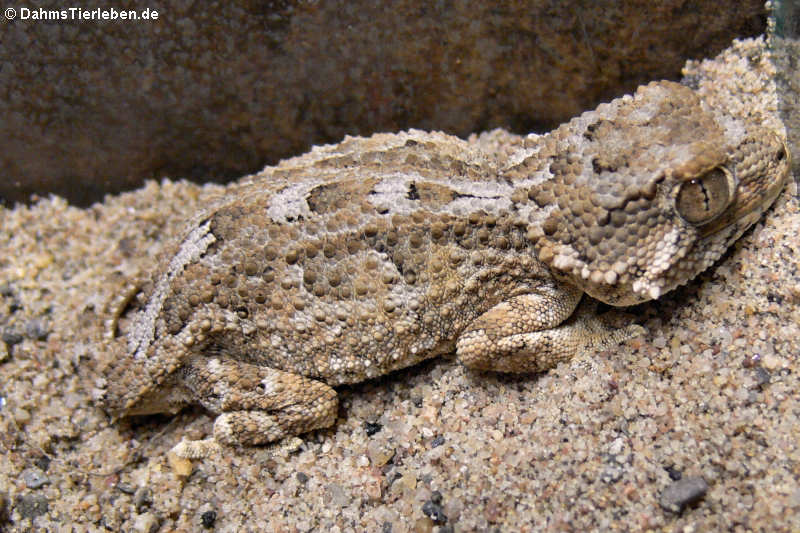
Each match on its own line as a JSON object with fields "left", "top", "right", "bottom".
{"left": 5, "top": 7, "right": 159, "bottom": 21}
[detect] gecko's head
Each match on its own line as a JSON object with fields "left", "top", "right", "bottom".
{"left": 98, "top": 281, "right": 193, "bottom": 420}
{"left": 99, "top": 335, "right": 191, "bottom": 420}
{"left": 526, "top": 81, "right": 791, "bottom": 305}
{"left": 97, "top": 336, "right": 153, "bottom": 420}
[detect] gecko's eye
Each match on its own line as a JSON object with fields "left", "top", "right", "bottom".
{"left": 675, "top": 166, "right": 735, "bottom": 225}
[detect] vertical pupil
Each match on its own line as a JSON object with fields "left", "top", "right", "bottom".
{"left": 676, "top": 168, "right": 731, "bottom": 225}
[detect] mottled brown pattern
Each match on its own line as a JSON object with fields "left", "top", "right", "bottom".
{"left": 101, "top": 81, "right": 790, "bottom": 451}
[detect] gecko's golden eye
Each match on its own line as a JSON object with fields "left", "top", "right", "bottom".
{"left": 675, "top": 166, "right": 735, "bottom": 225}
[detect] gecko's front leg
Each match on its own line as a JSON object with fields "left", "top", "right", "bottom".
{"left": 456, "top": 285, "right": 644, "bottom": 373}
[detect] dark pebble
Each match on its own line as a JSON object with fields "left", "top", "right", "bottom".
{"left": 1, "top": 330, "right": 23, "bottom": 347}
{"left": 664, "top": 465, "right": 682, "bottom": 481}
{"left": 754, "top": 366, "right": 770, "bottom": 388}
{"left": 659, "top": 476, "right": 708, "bottom": 513}
{"left": 134, "top": 487, "right": 153, "bottom": 511}
{"left": 116, "top": 482, "right": 136, "bottom": 495}
{"left": 431, "top": 435, "right": 445, "bottom": 448}
{"left": 296, "top": 472, "right": 309, "bottom": 484}
{"left": 422, "top": 499, "right": 447, "bottom": 524}
{"left": 201, "top": 510, "right": 217, "bottom": 528}
{"left": 364, "top": 421, "right": 382, "bottom": 436}
{"left": 33, "top": 455, "right": 51, "bottom": 471}
{"left": 16, "top": 494, "right": 49, "bottom": 519}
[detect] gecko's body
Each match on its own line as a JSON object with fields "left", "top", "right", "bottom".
{"left": 101, "top": 81, "right": 790, "bottom": 449}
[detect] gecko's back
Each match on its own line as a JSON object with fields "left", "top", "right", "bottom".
{"left": 101, "top": 81, "right": 790, "bottom": 449}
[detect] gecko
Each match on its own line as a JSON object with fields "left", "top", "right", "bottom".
{"left": 100, "top": 80, "right": 790, "bottom": 453}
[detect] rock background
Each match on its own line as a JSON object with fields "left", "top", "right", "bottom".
{"left": 1, "top": 0, "right": 767, "bottom": 205}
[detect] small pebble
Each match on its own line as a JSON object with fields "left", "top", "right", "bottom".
{"left": 367, "top": 441, "right": 395, "bottom": 466}
{"left": 33, "top": 455, "right": 50, "bottom": 471}
{"left": 21, "top": 468, "right": 49, "bottom": 489}
{"left": 201, "top": 509, "right": 217, "bottom": 528}
{"left": 754, "top": 366, "right": 770, "bottom": 388}
{"left": 664, "top": 465, "right": 682, "bottom": 481}
{"left": 364, "top": 421, "right": 383, "bottom": 436}
{"left": 600, "top": 461, "right": 624, "bottom": 484}
{"left": 1, "top": 330, "right": 23, "bottom": 347}
{"left": 761, "top": 353, "right": 783, "bottom": 370}
{"left": 659, "top": 476, "right": 709, "bottom": 513}
{"left": 15, "top": 494, "right": 49, "bottom": 519}
{"left": 324, "top": 483, "right": 349, "bottom": 507}
{"left": 25, "top": 319, "right": 49, "bottom": 341}
{"left": 422, "top": 498, "right": 447, "bottom": 524}
{"left": 133, "top": 512, "right": 160, "bottom": 533}
{"left": 116, "top": 483, "right": 136, "bottom": 495}
{"left": 398, "top": 473, "right": 416, "bottom": 491}
{"left": 13, "top": 407, "right": 31, "bottom": 425}
{"left": 167, "top": 451, "right": 193, "bottom": 477}
{"left": 7, "top": 300, "right": 22, "bottom": 313}
{"left": 134, "top": 487, "right": 153, "bottom": 512}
